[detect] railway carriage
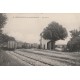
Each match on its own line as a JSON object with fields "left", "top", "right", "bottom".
{"left": 2, "top": 40, "right": 17, "bottom": 50}
{"left": 7, "top": 41, "right": 17, "bottom": 50}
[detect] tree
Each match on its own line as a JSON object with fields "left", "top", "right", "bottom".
{"left": 0, "top": 13, "right": 7, "bottom": 37}
{"left": 0, "top": 14, "right": 7, "bottom": 45}
{"left": 67, "top": 29, "right": 80, "bottom": 52}
{"left": 70, "top": 29, "right": 80, "bottom": 38}
{"left": 0, "top": 13, "right": 7, "bottom": 33}
{"left": 67, "top": 36, "right": 80, "bottom": 52}
{"left": 0, "top": 34, "right": 15, "bottom": 43}
{"left": 41, "top": 21, "right": 68, "bottom": 49}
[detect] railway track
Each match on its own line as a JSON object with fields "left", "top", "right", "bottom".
{"left": 19, "top": 49, "right": 76, "bottom": 60}
{"left": 18, "top": 49, "right": 80, "bottom": 66}
{"left": 6, "top": 51, "right": 51, "bottom": 66}
{"left": 6, "top": 49, "right": 80, "bottom": 66}
{"left": 6, "top": 51, "right": 32, "bottom": 66}
{"left": 14, "top": 50, "right": 78, "bottom": 66}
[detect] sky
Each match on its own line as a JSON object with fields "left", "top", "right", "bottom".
{"left": 3, "top": 13, "right": 80, "bottom": 44}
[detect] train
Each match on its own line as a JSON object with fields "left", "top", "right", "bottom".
{"left": 1, "top": 40, "right": 39, "bottom": 50}
{"left": 1, "top": 40, "right": 40, "bottom": 51}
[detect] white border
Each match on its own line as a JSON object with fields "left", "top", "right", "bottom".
{"left": 0, "top": 0, "right": 80, "bottom": 80}
{"left": 0, "top": 0, "right": 80, "bottom": 13}
{"left": 0, "top": 66, "right": 80, "bottom": 80}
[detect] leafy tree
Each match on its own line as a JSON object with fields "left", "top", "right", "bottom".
{"left": 67, "top": 36, "right": 80, "bottom": 52}
{"left": 67, "top": 29, "right": 80, "bottom": 52}
{"left": 0, "top": 14, "right": 7, "bottom": 33}
{"left": 70, "top": 29, "right": 80, "bottom": 38}
{"left": 0, "top": 34, "right": 15, "bottom": 43}
{"left": 41, "top": 21, "right": 68, "bottom": 49}
{"left": 0, "top": 14, "right": 7, "bottom": 45}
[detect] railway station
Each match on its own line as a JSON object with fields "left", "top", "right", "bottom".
{"left": 0, "top": 13, "right": 80, "bottom": 66}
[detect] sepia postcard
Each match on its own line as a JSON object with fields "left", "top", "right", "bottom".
{"left": 0, "top": 13, "right": 80, "bottom": 66}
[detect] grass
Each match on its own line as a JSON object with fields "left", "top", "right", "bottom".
{"left": 0, "top": 49, "right": 24, "bottom": 66}
{"left": 0, "top": 49, "right": 10, "bottom": 65}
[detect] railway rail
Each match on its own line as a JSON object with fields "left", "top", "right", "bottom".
{"left": 6, "top": 51, "right": 51, "bottom": 66}
{"left": 6, "top": 49, "right": 80, "bottom": 66}
{"left": 18, "top": 49, "right": 80, "bottom": 66}
{"left": 14, "top": 50, "right": 76, "bottom": 66}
